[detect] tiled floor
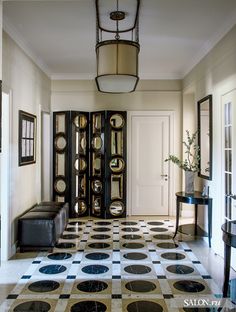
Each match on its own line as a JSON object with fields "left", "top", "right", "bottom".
{"left": 0, "top": 218, "right": 236, "bottom": 311}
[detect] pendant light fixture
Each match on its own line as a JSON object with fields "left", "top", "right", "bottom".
{"left": 95, "top": 0, "right": 140, "bottom": 93}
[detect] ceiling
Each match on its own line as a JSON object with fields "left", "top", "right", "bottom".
{"left": 3, "top": 0, "right": 236, "bottom": 80}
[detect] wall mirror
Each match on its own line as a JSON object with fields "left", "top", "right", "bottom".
{"left": 75, "top": 200, "right": 87, "bottom": 214}
{"left": 111, "top": 174, "right": 123, "bottom": 200}
{"left": 111, "top": 131, "right": 123, "bottom": 155}
{"left": 109, "top": 201, "right": 124, "bottom": 216}
{"left": 93, "top": 113, "right": 102, "bottom": 132}
{"left": 74, "top": 114, "right": 87, "bottom": 129}
{"left": 80, "top": 175, "right": 86, "bottom": 197}
{"left": 80, "top": 132, "right": 86, "bottom": 154}
{"left": 92, "top": 135, "right": 102, "bottom": 150}
{"left": 92, "top": 180, "right": 102, "bottom": 193}
{"left": 92, "top": 196, "right": 101, "bottom": 215}
{"left": 197, "top": 94, "right": 212, "bottom": 180}
{"left": 55, "top": 134, "right": 67, "bottom": 152}
{"left": 110, "top": 114, "right": 124, "bottom": 129}
{"left": 109, "top": 157, "right": 125, "bottom": 173}
{"left": 92, "top": 153, "right": 101, "bottom": 176}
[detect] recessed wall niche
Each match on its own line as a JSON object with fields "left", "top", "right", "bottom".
{"left": 53, "top": 111, "right": 126, "bottom": 219}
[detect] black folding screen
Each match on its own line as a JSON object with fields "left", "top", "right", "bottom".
{"left": 53, "top": 110, "right": 126, "bottom": 219}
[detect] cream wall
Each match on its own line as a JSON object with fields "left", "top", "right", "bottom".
{"left": 183, "top": 24, "right": 236, "bottom": 266}
{"left": 51, "top": 79, "right": 183, "bottom": 214}
{"left": 2, "top": 31, "right": 51, "bottom": 249}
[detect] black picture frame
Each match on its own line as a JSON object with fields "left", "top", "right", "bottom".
{"left": 19, "top": 110, "right": 37, "bottom": 166}
{"left": 197, "top": 95, "right": 213, "bottom": 180}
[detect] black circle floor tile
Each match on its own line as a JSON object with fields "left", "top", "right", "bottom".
{"left": 121, "top": 221, "right": 138, "bottom": 225}
{"left": 95, "top": 221, "right": 111, "bottom": 225}
{"left": 71, "top": 301, "right": 107, "bottom": 312}
{"left": 123, "top": 243, "right": 144, "bottom": 249}
{"left": 13, "top": 301, "right": 51, "bottom": 312}
{"left": 47, "top": 252, "right": 72, "bottom": 260}
{"left": 77, "top": 280, "right": 108, "bottom": 292}
{"left": 127, "top": 301, "right": 163, "bottom": 312}
{"left": 150, "top": 227, "right": 168, "bottom": 232}
{"left": 183, "top": 308, "right": 211, "bottom": 312}
{"left": 55, "top": 242, "right": 76, "bottom": 249}
{"left": 88, "top": 242, "right": 110, "bottom": 249}
{"left": 68, "top": 221, "right": 85, "bottom": 225}
{"left": 123, "top": 252, "right": 148, "bottom": 260}
{"left": 125, "top": 280, "right": 156, "bottom": 292}
{"left": 160, "top": 252, "right": 185, "bottom": 260}
{"left": 153, "top": 234, "right": 173, "bottom": 240}
{"left": 124, "top": 265, "right": 152, "bottom": 274}
{"left": 166, "top": 264, "right": 194, "bottom": 274}
{"left": 39, "top": 265, "right": 67, "bottom": 274}
{"left": 91, "top": 234, "right": 111, "bottom": 240}
{"left": 121, "top": 227, "right": 139, "bottom": 232}
{"left": 85, "top": 252, "right": 110, "bottom": 260}
{"left": 173, "top": 280, "right": 205, "bottom": 293}
{"left": 65, "top": 227, "right": 77, "bottom": 232}
{"left": 61, "top": 234, "right": 80, "bottom": 240}
{"left": 93, "top": 227, "right": 111, "bottom": 232}
{"left": 157, "top": 242, "right": 178, "bottom": 249}
{"left": 82, "top": 264, "right": 109, "bottom": 274}
{"left": 122, "top": 234, "right": 142, "bottom": 240}
{"left": 147, "top": 221, "right": 164, "bottom": 226}
{"left": 28, "top": 280, "right": 60, "bottom": 292}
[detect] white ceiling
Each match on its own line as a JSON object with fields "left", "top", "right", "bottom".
{"left": 3, "top": 0, "right": 236, "bottom": 80}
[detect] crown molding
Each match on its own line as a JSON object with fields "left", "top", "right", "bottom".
{"left": 3, "top": 16, "right": 52, "bottom": 77}
{"left": 182, "top": 8, "right": 236, "bottom": 78}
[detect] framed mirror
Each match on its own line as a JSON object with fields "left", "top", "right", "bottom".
{"left": 197, "top": 94, "right": 212, "bottom": 180}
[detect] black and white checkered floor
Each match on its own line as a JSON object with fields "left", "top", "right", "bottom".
{"left": 1, "top": 219, "right": 235, "bottom": 311}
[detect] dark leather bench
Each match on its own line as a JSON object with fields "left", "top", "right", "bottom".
{"left": 18, "top": 202, "right": 69, "bottom": 252}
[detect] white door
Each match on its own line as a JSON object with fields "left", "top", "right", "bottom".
{"left": 130, "top": 113, "right": 170, "bottom": 215}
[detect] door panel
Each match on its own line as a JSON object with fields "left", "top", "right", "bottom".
{"left": 131, "top": 115, "right": 169, "bottom": 215}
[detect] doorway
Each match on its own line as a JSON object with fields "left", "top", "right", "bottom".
{"left": 128, "top": 111, "right": 173, "bottom": 216}
{"left": 0, "top": 91, "right": 11, "bottom": 261}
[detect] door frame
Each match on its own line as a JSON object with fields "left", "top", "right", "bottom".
{"left": 127, "top": 111, "right": 175, "bottom": 216}
{"left": 1, "top": 87, "right": 12, "bottom": 261}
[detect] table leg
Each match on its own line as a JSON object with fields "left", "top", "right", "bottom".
{"left": 208, "top": 199, "right": 212, "bottom": 248}
{"left": 194, "top": 204, "right": 198, "bottom": 236}
{"left": 223, "top": 243, "right": 231, "bottom": 297}
{"left": 173, "top": 199, "right": 180, "bottom": 238}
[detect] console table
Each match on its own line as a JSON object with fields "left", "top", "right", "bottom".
{"left": 221, "top": 220, "right": 236, "bottom": 297}
{"left": 173, "top": 191, "right": 212, "bottom": 247}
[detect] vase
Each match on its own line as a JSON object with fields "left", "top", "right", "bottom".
{"left": 185, "top": 171, "right": 195, "bottom": 194}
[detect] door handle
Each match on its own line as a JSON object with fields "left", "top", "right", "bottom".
{"left": 161, "top": 174, "right": 168, "bottom": 177}
{"left": 226, "top": 194, "right": 236, "bottom": 200}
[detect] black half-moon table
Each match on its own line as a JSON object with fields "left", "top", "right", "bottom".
{"left": 173, "top": 191, "right": 212, "bottom": 247}
{"left": 221, "top": 220, "right": 236, "bottom": 297}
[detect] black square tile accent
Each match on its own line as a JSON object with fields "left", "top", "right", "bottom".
{"left": 32, "top": 260, "right": 41, "bottom": 264}
{"left": 21, "top": 275, "right": 31, "bottom": 279}
{"left": 7, "top": 294, "right": 18, "bottom": 299}
{"left": 184, "top": 249, "right": 192, "bottom": 252}
{"left": 112, "top": 275, "right": 121, "bottom": 279}
{"left": 149, "top": 249, "right": 156, "bottom": 252}
{"left": 139, "top": 220, "right": 144, "bottom": 221}
{"left": 67, "top": 275, "right": 76, "bottom": 279}
{"left": 81, "top": 240, "right": 87, "bottom": 242}
{"left": 112, "top": 261, "right": 120, "bottom": 264}
{"left": 86, "top": 225, "right": 92, "bottom": 227}
{"left": 113, "top": 226, "right": 119, "bottom": 227}
{"left": 164, "top": 220, "right": 170, "bottom": 222}
{"left": 141, "top": 226, "right": 146, "bottom": 227}
{"left": 113, "top": 249, "right": 120, "bottom": 252}
{"left": 59, "top": 294, "right": 70, "bottom": 299}
{"left": 202, "top": 275, "right": 212, "bottom": 279}
{"left": 72, "top": 261, "right": 81, "bottom": 264}
{"left": 113, "top": 240, "right": 120, "bottom": 242}
{"left": 157, "top": 275, "right": 167, "bottom": 279}
{"left": 77, "top": 249, "right": 84, "bottom": 252}
{"left": 168, "top": 225, "right": 174, "bottom": 227}
{"left": 84, "top": 232, "right": 90, "bottom": 234}
{"left": 193, "top": 261, "right": 201, "bottom": 264}
{"left": 152, "top": 261, "right": 161, "bottom": 264}
{"left": 146, "top": 240, "right": 152, "bottom": 242}
{"left": 163, "top": 294, "right": 174, "bottom": 299}
{"left": 143, "top": 232, "right": 149, "bottom": 234}
{"left": 113, "top": 232, "right": 119, "bottom": 234}
{"left": 112, "top": 294, "right": 122, "bottom": 299}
